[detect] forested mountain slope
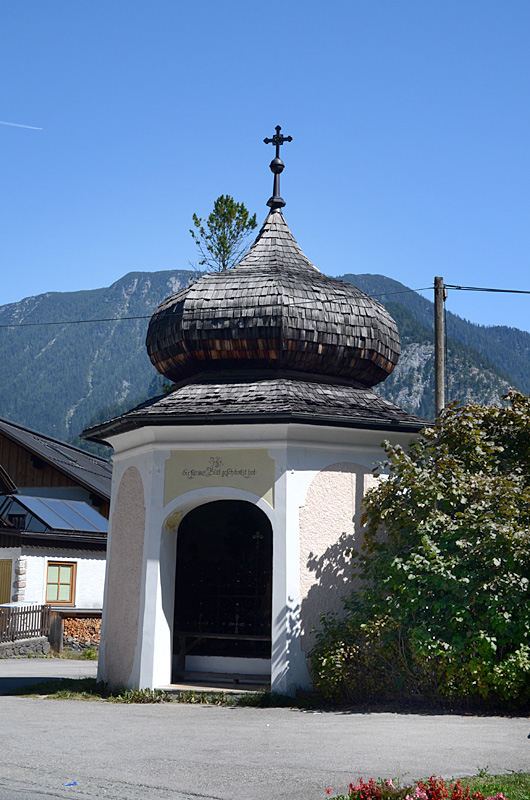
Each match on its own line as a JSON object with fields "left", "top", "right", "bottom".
{"left": 0, "top": 271, "right": 190, "bottom": 441}
{"left": 0, "top": 270, "right": 524, "bottom": 448}
{"left": 345, "top": 274, "right": 530, "bottom": 394}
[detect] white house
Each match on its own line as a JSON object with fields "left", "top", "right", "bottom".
{"left": 0, "top": 418, "right": 110, "bottom": 611}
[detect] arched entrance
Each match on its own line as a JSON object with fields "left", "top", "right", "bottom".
{"left": 173, "top": 500, "right": 272, "bottom": 680}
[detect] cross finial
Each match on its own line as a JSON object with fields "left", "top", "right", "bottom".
{"left": 264, "top": 125, "right": 293, "bottom": 158}
{"left": 263, "top": 125, "right": 292, "bottom": 209}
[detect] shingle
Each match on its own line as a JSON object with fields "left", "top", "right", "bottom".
{"left": 146, "top": 209, "right": 401, "bottom": 388}
{"left": 84, "top": 372, "right": 427, "bottom": 443}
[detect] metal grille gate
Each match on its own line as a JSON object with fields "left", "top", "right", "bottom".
{"left": 173, "top": 500, "right": 272, "bottom": 662}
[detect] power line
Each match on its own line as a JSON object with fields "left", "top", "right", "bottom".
{"left": 0, "top": 314, "right": 152, "bottom": 329}
{"left": 368, "top": 287, "right": 432, "bottom": 297}
{"left": 446, "top": 284, "right": 530, "bottom": 295}
{"left": 1, "top": 283, "right": 528, "bottom": 330}
{"left": 0, "top": 287, "right": 433, "bottom": 327}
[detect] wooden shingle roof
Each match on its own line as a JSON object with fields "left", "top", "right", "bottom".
{"left": 147, "top": 209, "right": 400, "bottom": 388}
{"left": 84, "top": 370, "right": 426, "bottom": 443}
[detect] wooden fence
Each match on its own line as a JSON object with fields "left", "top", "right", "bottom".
{"left": 0, "top": 604, "right": 51, "bottom": 643}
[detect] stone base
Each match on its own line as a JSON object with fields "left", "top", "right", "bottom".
{"left": 0, "top": 637, "right": 51, "bottom": 658}
{"left": 64, "top": 636, "right": 100, "bottom": 653}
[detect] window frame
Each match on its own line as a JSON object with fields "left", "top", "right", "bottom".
{"left": 45, "top": 561, "right": 77, "bottom": 606}
{"left": 8, "top": 514, "right": 26, "bottom": 529}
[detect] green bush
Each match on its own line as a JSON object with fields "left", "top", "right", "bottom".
{"left": 311, "top": 392, "right": 530, "bottom": 706}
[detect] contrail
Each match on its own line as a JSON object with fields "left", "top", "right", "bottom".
{"left": 0, "top": 120, "right": 43, "bottom": 130}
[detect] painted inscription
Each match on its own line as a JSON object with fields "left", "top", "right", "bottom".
{"left": 164, "top": 449, "right": 275, "bottom": 508}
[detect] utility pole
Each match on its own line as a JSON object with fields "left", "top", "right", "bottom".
{"left": 434, "top": 276, "right": 447, "bottom": 418}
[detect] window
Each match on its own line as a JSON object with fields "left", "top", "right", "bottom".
{"left": 8, "top": 514, "right": 26, "bottom": 529}
{"left": 45, "top": 562, "right": 76, "bottom": 605}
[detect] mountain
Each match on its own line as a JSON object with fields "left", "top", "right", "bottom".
{"left": 341, "top": 276, "right": 520, "bottom": 419}
{"left": 344, "top": 274, "right": 530, "bottom": 392}
{"left": 0, "top": 270, "right": 525, "bottom": 448}
{"left": 0, "top": 271, "right": 190, "bottom": 443}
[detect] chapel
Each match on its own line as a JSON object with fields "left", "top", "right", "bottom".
{"left": 84, "top": 128, "right": 424, "bottom": 694}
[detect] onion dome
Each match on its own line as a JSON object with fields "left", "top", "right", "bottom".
{"left": 146, "top": 125, "right": 400, "bottom": 389}
{"left": 147, "top": 210, "right": 400, "bottom": 387}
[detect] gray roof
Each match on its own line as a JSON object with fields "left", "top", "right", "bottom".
{"left": 8, "top": 495, "right": 108, "bottom": 534}
{"left": 147, "top": 209, "right": 400, "bottom": 388}
{"left": 0, "top": 418, "right": 111, "bottom": 500}
{"left": 0, "top": 465, "right": 16, "bottom": 494}
{"left": 84, "top": 371, "right": 427, "bottom": 443}
{"left": 0, "top": 495, "right": 107, "bottom": 550}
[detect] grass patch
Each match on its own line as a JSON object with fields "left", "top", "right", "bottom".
{"left": 46, "top": 647, "right": 99, "bottom": 660}
{"left": 80, "top": 647, "right": 98, "bottom": 660}
{"left": 464, "top": 773, "right": 530, "bottom": 799}
{"left": 108, "top": 687, "right": 170, "bottom": 704}
{"left": 8, "top": 679, "right": 308, "bottom": 707}
{"left": 10, "top": 678, "right": 172, "bottom": 703}
{"left": 11, "top": 677, "right": 104, "bottom": 700}
{"left": 170, "top": 688, "right": 307, "bottom": 707}
{"left": 170, "top": 689, "right": 233, "bottom": 705}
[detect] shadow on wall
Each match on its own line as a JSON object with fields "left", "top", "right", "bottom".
{"left": 299, "top": 462, "right": 375, "bottom": 654}
{"left": 271, "top": 594, "right": 302, "bottom": 693}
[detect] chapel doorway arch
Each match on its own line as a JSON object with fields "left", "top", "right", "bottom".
{"left": 173, "top": 499, "right": 272, "bottom": 678}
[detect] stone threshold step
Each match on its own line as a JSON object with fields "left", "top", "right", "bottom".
{"left": 158, "top": 673, "right": 270, "bottom": 697}
{"left": 159, "top": 683, "right": 266, "bottom": 697}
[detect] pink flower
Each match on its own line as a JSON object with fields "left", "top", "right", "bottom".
{"left": 326, "top": 789, "right": 333, "bottom": 795}
{"left": 385, "top": 779, "right": 395, "bottom": 789}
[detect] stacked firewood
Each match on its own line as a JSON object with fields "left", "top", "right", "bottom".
{"left": 63, "top": 617, "right": 101, "bottom": 646}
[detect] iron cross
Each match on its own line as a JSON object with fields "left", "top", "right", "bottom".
{"left": 263, "top": 125, "right": 293, "bottom": 158}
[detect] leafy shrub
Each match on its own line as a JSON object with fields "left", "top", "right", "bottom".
{"left": 311, "top": 393, "right": 530, "bottom": 706}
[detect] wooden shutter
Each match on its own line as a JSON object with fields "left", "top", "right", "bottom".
{"left": 0, "top": 560, "right": 12, "bottom": 604}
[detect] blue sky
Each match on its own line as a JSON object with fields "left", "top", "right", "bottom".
{"left": 2, "top": 1, "right": 530, "bottom": 331}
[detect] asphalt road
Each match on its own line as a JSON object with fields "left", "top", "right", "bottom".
{"left": 0, "top": 656, "right": 98, "bottom": 695}
{"left": 0, "top": 659, "right": 529, "bottom": 800}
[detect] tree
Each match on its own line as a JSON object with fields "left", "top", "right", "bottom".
{"left": 190, "top": 195, "right": 257, "bottom": 272}
{"left": 311, "top": 391, "right": 530, "bottom": 705}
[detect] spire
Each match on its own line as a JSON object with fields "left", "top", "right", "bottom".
{"left": 263, "top": 125, "right": 292, "bottom": 209}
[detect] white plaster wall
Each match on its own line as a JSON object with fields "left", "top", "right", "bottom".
{"left": 101, "top": 421, "right": 419, "bottom": 695}
{"left": 23, "top": 554, "right": 44, "bottom": 604}
{"left": 98, "top": 448, "right": 172, "bottom": 691}
{"left": 72, "top": 553, "right": 106, "bottom": 608}
{"left": 283, "top": 434, "right": 410, "bottom": 670}
{"left": 0, "top": 548, "right": 21, "bottom": 560}
{"left": 105, "top": 433, "right": 302, "bottom": 693}
{"left": 23, "top": 549, "right": 106, "bottom": 607}
{"left": 99, "top": 464, "right": 146, "bottom": 689}
{"left": 297, "top": 463, "right": 379, "bottom": 652}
